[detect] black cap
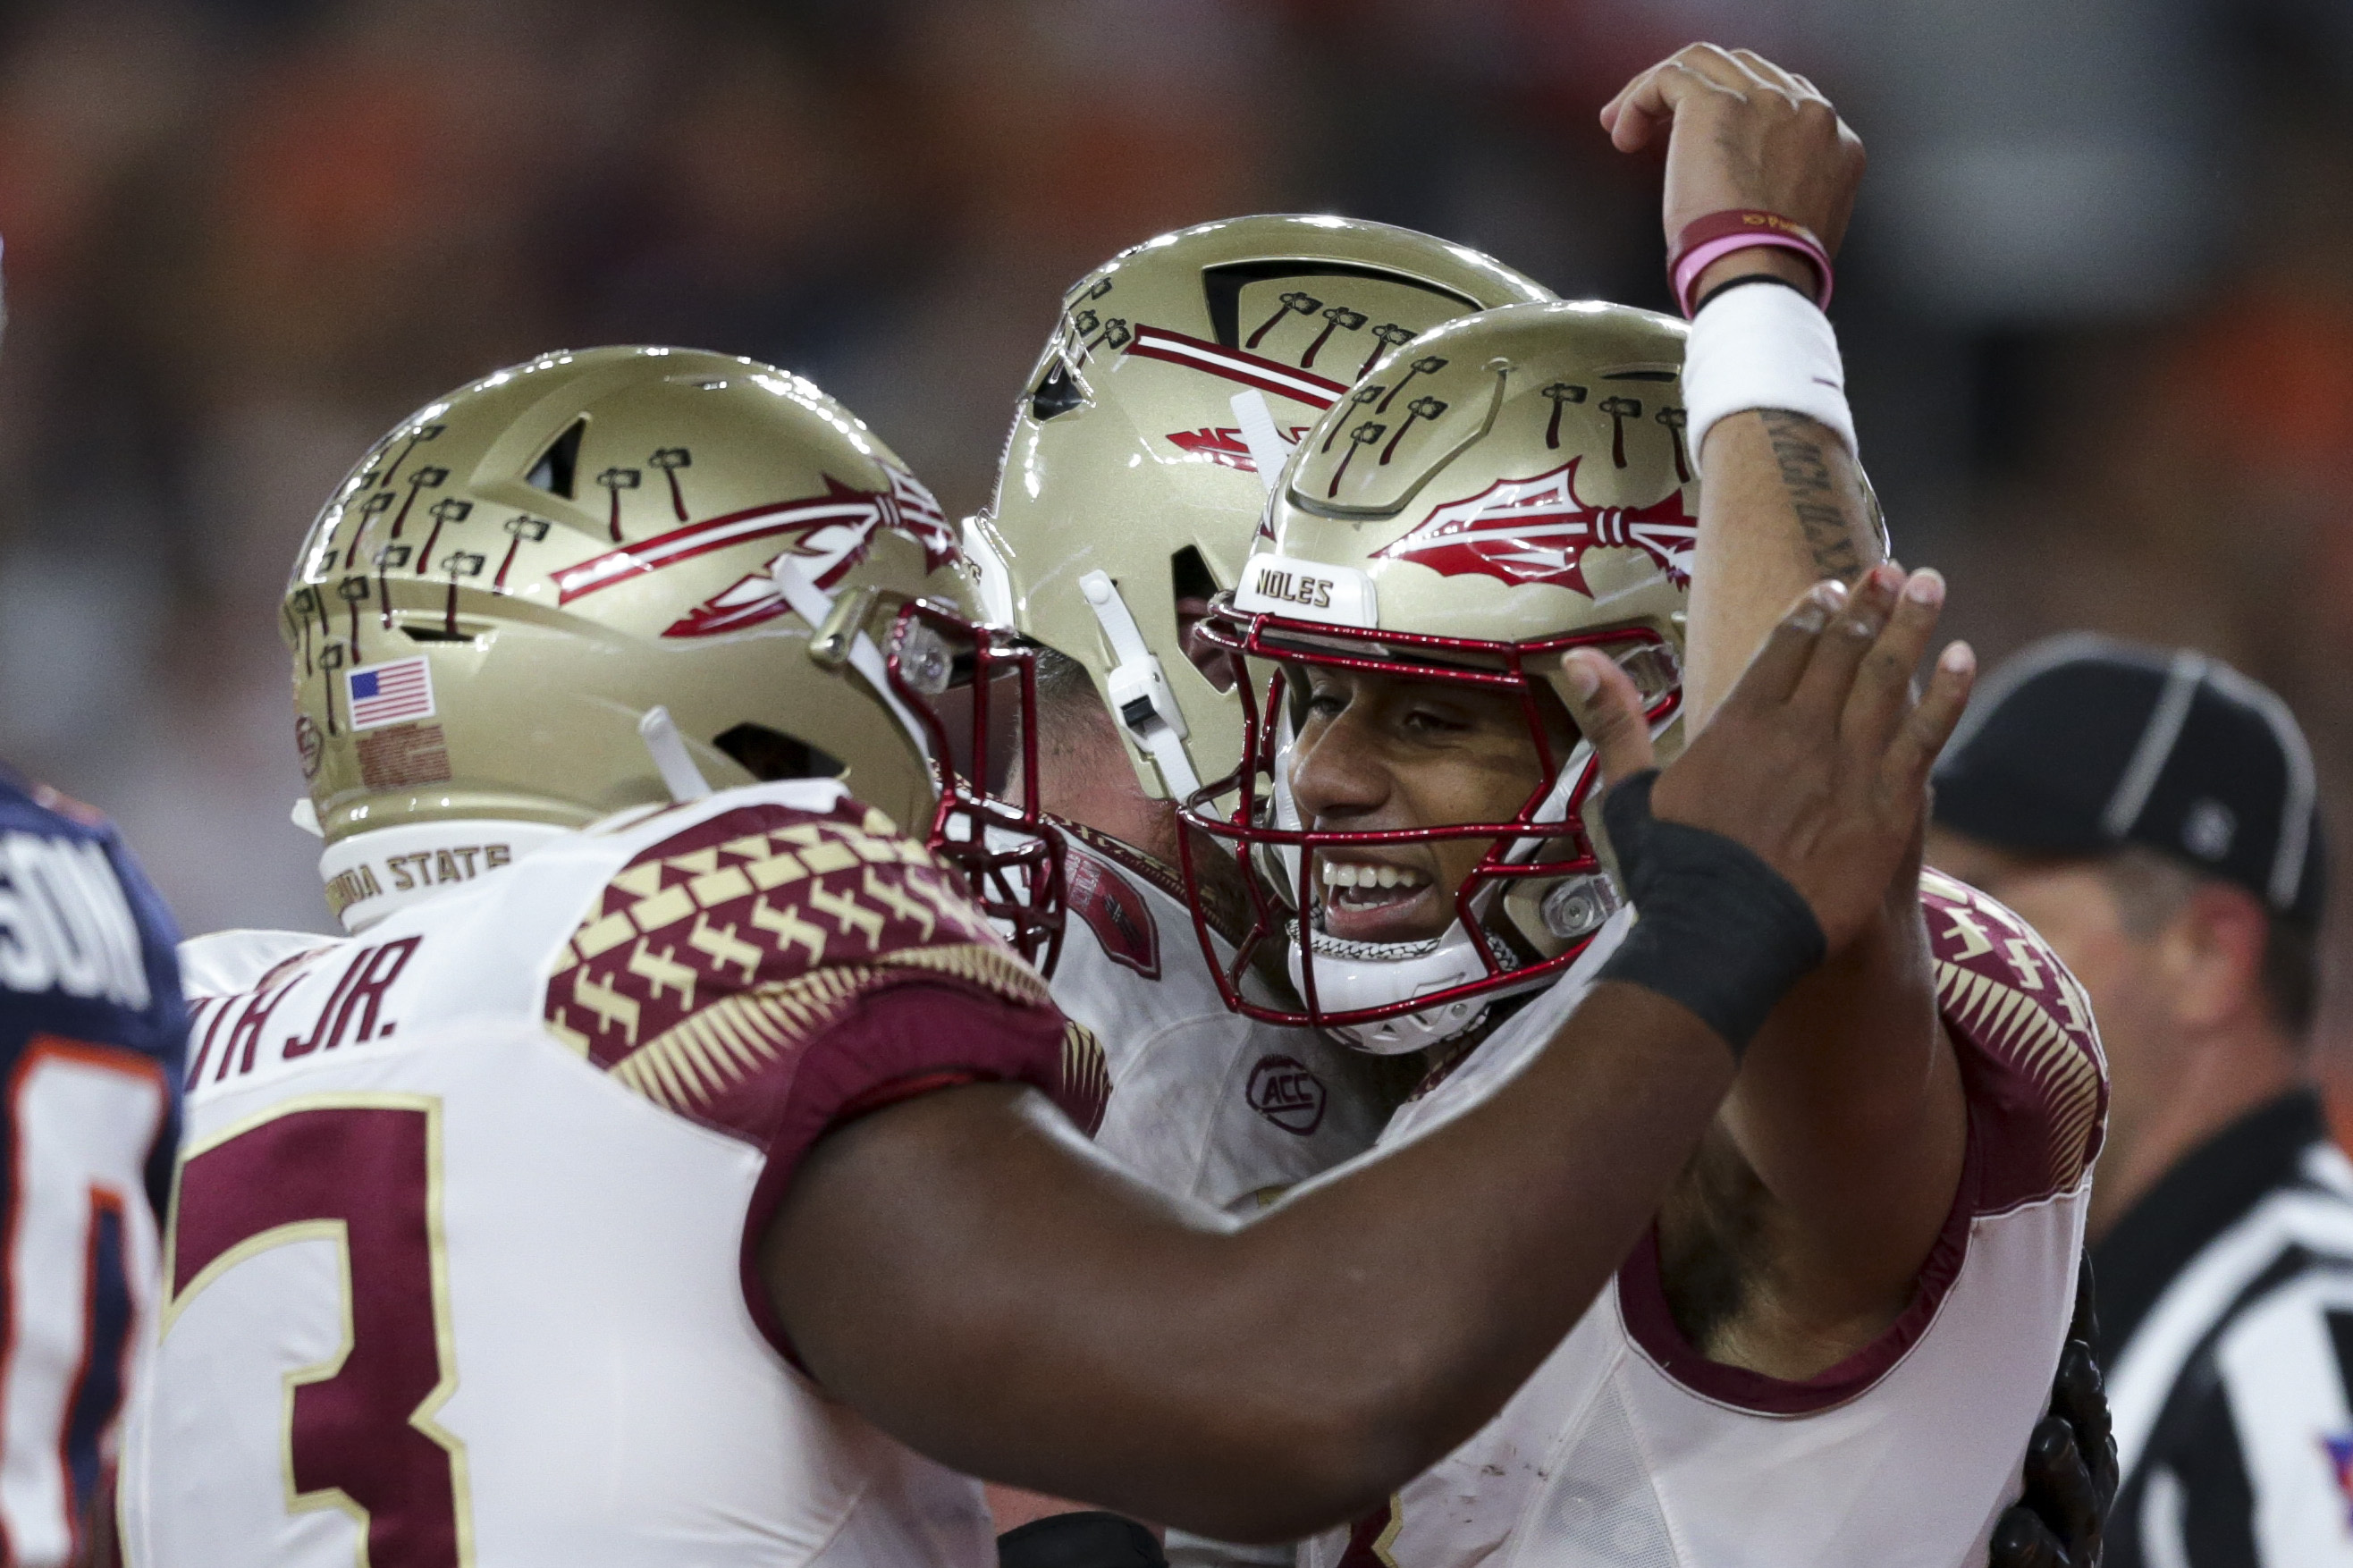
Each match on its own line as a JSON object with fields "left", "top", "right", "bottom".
{"left": 1932, "top": 635, "right": 2327, "bottom": 931}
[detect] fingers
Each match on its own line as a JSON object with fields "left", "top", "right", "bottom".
{"left": 2070, "top": 1255, "right": 2102, "bottom": 1346}
{"left": 1986, "top": 1505, "right": 2070, "bottom": 1568}
{"left": 1727, "top": 47, "right": 1809, "bottom": 100}
{"left": 1723, "top": 566, "right": 1970, "bottom": 810}
{"left": 1599, "top": 43, "right": 1750, "bottom": 148}
{"left": 2052, "top": 1343, "right": 2108, "bottom": 1446}
{"left": 2053, "top": 1339, "right": 2121, "bottom": 1513}
{"left": 1881, "top": 640, "right": 1975, "bottom": 798}
{"left": 2020, "top": 1412, "right": 2101, "bottom": 1559}
{"left": 1599, "top": 63, "right": 1683, "bottom": 150}
{"left": 1789, "top": 561, "right": 1902, "bottom": 721}
{"left": 1557, "top": 651, "right": 1657, "bottom": 785}
{"left": 1604, "top": 43, "right": 1813, "bottom": 138}
{"left": 1839, "top": 568, "right": 1946, "bottom": 752}
{"left": 1723, "top": 579, "right": 1846, "bottom": 711}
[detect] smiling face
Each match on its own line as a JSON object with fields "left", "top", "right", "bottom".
{"left": 1286, "top": 662, "right": 1573, "bottom": 945}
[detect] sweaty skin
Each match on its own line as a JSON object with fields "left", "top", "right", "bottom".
{"left": 763, "top": 585, "right": 1971, "bottom": 1544}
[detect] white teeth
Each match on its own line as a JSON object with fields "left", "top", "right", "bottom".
{"left": 1320, "top": 861, "right": 1428, "bottom": 893}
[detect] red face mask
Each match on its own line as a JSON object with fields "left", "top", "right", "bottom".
{"left": 886, "top": 601, "right": 1066, "bottom": 975}
{"left": 1176, "top": 598, "right": 1679, "bottom": 1050}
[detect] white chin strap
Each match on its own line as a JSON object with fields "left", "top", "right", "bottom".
{"left": 1275, "top": 734, "right": 1598, "bottom": 1057}
{"left": 1078, "top": 569, "right": 1202, "bottom": 803}
{"left": 320, "top": 820, "right": 565, "bottom": 933}
{"left": 1075, "top": 396, "right": 1291, "bottom": 808}
{"left": 638, "top": 705, "right": 713, "bottom": 803}
{"left": 771, "top": 556, "right": 934, "bottom": 767}
{"left": 1288, "top": 925, "right": 1520, "bottom": 1055}
{"left": 1230, "top": 390, "right": 1295, "bottom": 495}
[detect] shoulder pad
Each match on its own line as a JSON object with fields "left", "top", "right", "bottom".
{"left": 544, "top": 797, "right": 1052, "bottom": 1117}
{"left": 1920, "top": 867, "right": 2108, "bottom": 1202}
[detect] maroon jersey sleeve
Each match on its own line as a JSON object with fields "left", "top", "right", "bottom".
{"left": 537, "top": 795, "right": 1109, "bottom": 1359}
{"left": 1616, "top": 869, "right": 2108, "bottom": 1412}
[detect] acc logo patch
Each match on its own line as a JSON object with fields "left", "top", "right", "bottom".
{"left": 1066, "top": 846, "right": 1159, "bottom": 980}
{"left": 1377, "top": 456, "right": 1694, "bottom": 596}
{"left": 1247, "top": 1055, "right": 1327, "bottom": 1135}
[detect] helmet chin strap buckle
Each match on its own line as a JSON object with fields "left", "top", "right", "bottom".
{"left": 637, "top": 706, "right": 713, "bottom": 804}
{"left": 772, "top": 557, "right": 932, "bottom": 766}
{"left": 1078, "top": 569, "right": 1202, "bottom": 802}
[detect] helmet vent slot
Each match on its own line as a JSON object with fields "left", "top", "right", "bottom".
{"left": 1030, "top": 362, "right": 1085, "bottom": 421}
{"left": 1170, "top": 544, "right": 1235, "bottom": 692}
{"left": 1169, "top": 545, "right": 1220, "bottom": 601}
{"left": 401, "top": 621, "right": 486, "bottom": 645}
{"left": 715, "top": 723, "right": 846, "bottom": 783}
{"left": 527, "top": 418, "right": 586, "bottom": 498}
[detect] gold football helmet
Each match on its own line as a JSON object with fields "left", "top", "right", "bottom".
{"left": 966, "top": 215, "right": 1554, "bottom": 808}
{"left": 1180, "top": 301, "right": 1693, "bottom": 1051}
{"left": 286, "top": 346, "right": 1057, "bottom": 957}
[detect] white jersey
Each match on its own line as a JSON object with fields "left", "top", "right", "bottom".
{"left": 1303, "top": 869, "right": 2108, "bottom": 1568}
{"left": 120, "top": 781, "right": 1107, "bottom": 1568}
{"left": 1049, "top": 823, "right": 1383, "bottom": 1216}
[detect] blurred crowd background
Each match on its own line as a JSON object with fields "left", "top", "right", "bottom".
{"left": 2, "top": 0, "right": 2350, "bottom": 1075}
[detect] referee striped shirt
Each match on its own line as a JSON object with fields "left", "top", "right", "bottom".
{"left": 2100, "top": 1090, "right": 2353, "bottom": 1566}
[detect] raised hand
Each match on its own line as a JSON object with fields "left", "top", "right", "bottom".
{"left": 1562, "top": 562, "right": 1972, "bottom": 957}
{"left": 1599, "top": 42, "right": 1865, "bottom": 264}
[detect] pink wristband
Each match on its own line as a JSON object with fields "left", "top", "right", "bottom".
{"left": 1667, "top": 210, "right": 1833, "bottom": 319}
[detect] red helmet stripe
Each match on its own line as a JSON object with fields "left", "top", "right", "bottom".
{"left": 1124, "top": 325, "right": 1346, "bottom": 410}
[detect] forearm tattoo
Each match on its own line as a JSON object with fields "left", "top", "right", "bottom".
{"left": 1759, "top": 409, "right": 1868, "bottom": 583}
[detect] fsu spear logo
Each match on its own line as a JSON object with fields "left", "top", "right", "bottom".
{"left": 550, "top": 465, "right": 956, "bottom": 638}
{"left": 1375, "top": 457, "right": 1694, "bottom": 596}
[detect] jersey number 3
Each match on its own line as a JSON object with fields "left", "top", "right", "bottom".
{"left": 166, "top": 1097, "right": 471, "bottom": 1566}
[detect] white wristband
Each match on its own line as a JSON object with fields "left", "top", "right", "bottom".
{"left": 1683, "top": 281, "right": 1857, "bottom": 464}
